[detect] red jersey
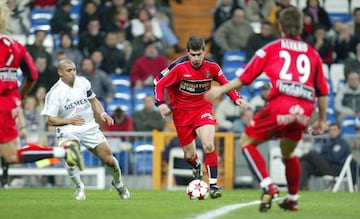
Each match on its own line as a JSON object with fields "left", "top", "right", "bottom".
{"left": 154, "top": 56, "right": 240, "bottom": 111}
{"left": 239, "top": 36, "right": 329, "bottom": 103}
{"left": 0, "top": 35, "right": 38, "bottom": 94}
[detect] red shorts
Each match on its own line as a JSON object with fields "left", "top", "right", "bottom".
{"left": 0, "top": 90, "right": 21, "bottom": 143}
{"left": 245, "top": 97, "right": 315, "bottom": 141}
{"left": 173, "top": 106, "right": 216, "bottom": 146}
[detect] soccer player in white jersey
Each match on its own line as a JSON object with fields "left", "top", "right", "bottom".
{"left": 41, "top": 59, "right": 130, "bottom": 200}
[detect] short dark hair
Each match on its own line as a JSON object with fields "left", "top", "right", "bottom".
{"left": 329, "top": 122, "right": 340, "bottom": 129}
{"left": 279, "top": 7, "right": 303, "bottom": 37}
{"left": 186, "top": 35, "right": 205, "bottom": 51}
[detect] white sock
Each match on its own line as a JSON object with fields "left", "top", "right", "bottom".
{"left": 53, "top": 147, "right": 66, "bottom": 158}
{"left": 287, "top": 194, "right": 298, "bottom": 201}
{"left": 260, "top": 177, "right": 272, "bottom": 189}
{"left": 65, "top": 163, "right": 83, "bottom": 188}
{"left": 107, "top": 156, "right": 123, "bottom": 188}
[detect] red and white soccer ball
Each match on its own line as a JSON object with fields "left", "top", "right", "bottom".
{"left": 186, "top": 179, "right": 210, "bottom": 200}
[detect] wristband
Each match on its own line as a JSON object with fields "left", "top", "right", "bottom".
{"left": 100, "top": 112, "right": 107, "bottom": 117}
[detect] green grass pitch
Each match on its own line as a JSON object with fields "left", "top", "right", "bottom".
{"left": 0, "top": 188, "right": 358, "bottom": 219}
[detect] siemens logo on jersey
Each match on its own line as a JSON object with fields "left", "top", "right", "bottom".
{"left": 64, "top": 99, "right": 89, "bottom": 110}
{"left": 180, "top": 79, "right": 211, "bottom": 95}
{"left": 277, "top": 81, "right": 314, "bottom": 101}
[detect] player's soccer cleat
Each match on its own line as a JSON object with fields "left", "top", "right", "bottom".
{"left": 192, "top": 163, "right": 203, "bottom": 180}
{"left": 210, "top": 185, "right": 223, "bottom": 199}
{"left": 278, "top": 198, "right": 299, "bottom": 211}
{"left": 112, "top": 181, "right": 130, "bottom": 200}
{"left": 64, "top": 140, "right": 85, "bottom": 171}
{"left": 259, "top": 184, "right": 280, "bottom": 212}
{"left": 74, "top": 182, "right": 86, "bottom": 201}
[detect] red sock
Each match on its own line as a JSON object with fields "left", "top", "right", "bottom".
{"left": 242, "top": 145, "right": 269, "bottom": 182}
{"left": 283, "top": 156, "right": 301, "bottom": 195}
{"left": 185, "top": 153, "right": 200, "bottom": 168}
{"left": 17, "top": 143, "right": 55, "bottom": 163}
{"left": 205, "top": 150, "right": 218, "bottom": 185}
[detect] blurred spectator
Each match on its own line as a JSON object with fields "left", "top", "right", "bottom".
{"left": 214, "top": 7, "right": 254, "bottom": 64}
{"left": 301, "top": 10, "right": 315, "bottom": 42}
{"left": 103, "top": 107, "right": 134, "bottom": 141}
{"left": 50, "top": 0, "right": 74, "bottom": 35}
{"left": 209, "top": 0, "right": 238, "bottom": 63}
{"left": 268, "top": 0, "right": 292, "bottom": 37}
{"left": 28, "top": 55, "right": 58, "bottom": 95}
{"left": 248, "top": 82, "right": 270, "bottom": 113}
{"left": 245, "top": 0, "right": 275, "bottom": 22}
{"left": 78, "top": 16, "right": 106, "bottom": 57}
{"left": 245, "top": 20, "right": 276, "bottom": 61}
{"left": 25, "top": 29, "right": 53, "bottom": 67}
{"left": 126, "top": 20, "right": 165, "bottom": 73}
{"left": 344, "top": 43, "right": 360, "bottom": 80}
{"left": 302, "top": 0, "right": 331, "bottom": 31}
{"left": 103, "top": 6, "right": 133, "bottom": 41}
{"left": 53, "top": 32, "right": 83, "bottom": 69}
{"left": 90, "top": 49, "right": 107, "bottom": 72}
{"left": 333, "top": 24, "right": 359, "bottom": 63}
{"left": 138, "top": 0, "right": 174, "bottom": 29}
{"left": 307, "top": 25, "right": 333, "bottom": 64}
{"left": 53, "top": 51, "right": 68, "bottom": 68}
{"left": 101, "top": 0, "right": 129, "bottom": 32}
{"left": 348, "top": 7, "right": 360, "bottom": 40}
{"left": 334, "top": 71, "right": 360, "bottom": 122}
{"left": 78, "top": 57, "right": 115, "bottom": 105}
{"left": 233, "top": 107, "right": 254, "bottom": 133}
{"left": 23, "top": 95, "right": 44, "bottom": 143}
{"left": 78, "top": 1, "right": 99, "bottom": 34}
{"left": 130, "top": 43, "right": 169, "bottom": 89}
{"left": 162, "top": 136, "right": 203, "bottom": 185}
{"left": 133, "top": 94, "right": 166, "bottom": 131}
{"left": 99, "top": 31, "right": 127, "bottom": 74}
{"left": 7, "top": 0, "right": 30, "bottom": 35}
{"left": 215, "top": 96, "right": 244, "bottom": 132}
{"left": 30, "top": 0, "right": 57, "bottom": 9}
{"left": 299, "top": 123, "right": 357, "bottom": 190}
{"left": 34, "top": 86, "right": 47, "bottom": 113}
{"left": 116, "top": 29, "right": 133, "bottom": 61}
{"left": 131, "top": 7, "right": 181, "bottom": 54}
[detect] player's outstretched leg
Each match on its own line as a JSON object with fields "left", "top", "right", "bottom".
{"left": 108, "top": 156, "right": 130, "bottom": 200}
{"left": 259, "top": 184, "right": 280, "bottom": 212}
{"left": 62, "top": 140, "right": 84, "bottom": 171}
{"left": 65, "top": 163, "right": 86, "bottom": 200}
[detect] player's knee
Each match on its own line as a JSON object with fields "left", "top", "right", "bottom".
{"left": 202, "top": 142, "right": 214, "bottom": 153}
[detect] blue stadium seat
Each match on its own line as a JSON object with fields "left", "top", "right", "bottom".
{"left": 82, "top": 150, "right": 101, "bottom": 167}
{"left": 133, "top": 141, "right": 154, "bottom": 174}
{"left": 251, "top": 78, "right": 271, "bottom": 97}
{"left": 222, "top": 50, "right": 246, "bottom": 66}
{"left": 107, "top": 99, "right": 133, "bottom": 115}
{"left": 111, "top": 74, "right": 131, "bottom": 88}
{"left": 133, "top": 88, "right": 154, "bottom": 111}
{"left": 341, "top": 116, "right": 359, "bottom": 135}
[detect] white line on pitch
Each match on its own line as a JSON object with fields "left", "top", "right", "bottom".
{"left": 190, "top": 200, "right": 260, "bottom": 219}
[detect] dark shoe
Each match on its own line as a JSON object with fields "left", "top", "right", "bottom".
{"left": 210, "top": 185, "right": 222, "bottom": 199}
{"left": 192, "top": 163, "right": 203, "bottom": 180}
{"left": 259, "top": 184, "right": 280, "bottom": 212}
{"left": 278, "top": 198, "right": 299, "bottom": 211}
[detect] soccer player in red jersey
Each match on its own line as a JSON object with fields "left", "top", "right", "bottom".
{"left": 0, "top": 2, "right": 83, "bottom": 172}
{"left": 154, "top": 35, "right": 247, "bottom": 198}
{"left": 206, "top": 7, "right": 328, "bottom": 211}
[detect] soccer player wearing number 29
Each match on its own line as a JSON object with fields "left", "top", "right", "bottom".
{"left": 206, "top": 7, "right": 329, "bottom": 212}
{"left": 154, "top": 35, "right": 247, "bottom": 199}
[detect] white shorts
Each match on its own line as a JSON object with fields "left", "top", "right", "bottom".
{"left": 56, "top": 123, "right": 107, "bottom": 150}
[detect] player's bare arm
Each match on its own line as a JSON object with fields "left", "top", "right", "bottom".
{"left": 47, "top": 115, "right": 85, "bottom": 126}
{"left": 234, "top": 98, "right": 247, "bottom": 109}
{"left": 311, "top": 96, "right": 328, "bottom": 135}
{"left": 89, "top": 98, "right": 114, "bottom": 126}
{"left": 205, "top": 78, "right": 243, "bottom": 101}
{"left": 158, "top": 103, "right": 172, "bottom": 118}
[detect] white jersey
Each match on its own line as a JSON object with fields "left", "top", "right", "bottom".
{"left": 41, "top": 76, "right": 105, "bottom": 148}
